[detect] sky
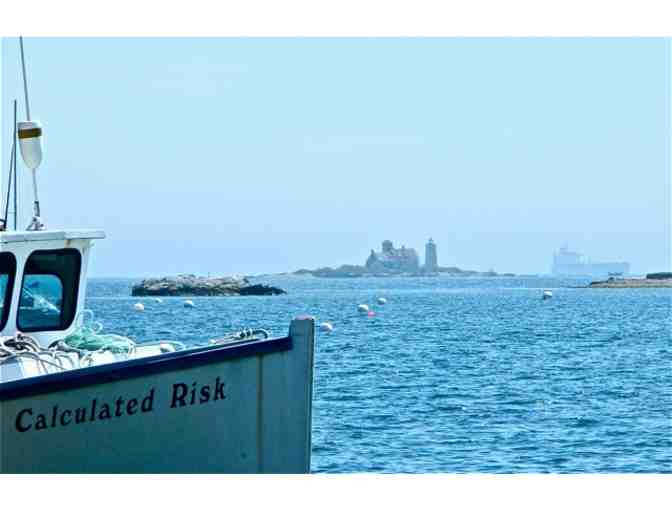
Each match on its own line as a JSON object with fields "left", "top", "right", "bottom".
{"left": 1, "top": 38, "right": 670, "bottom": 277}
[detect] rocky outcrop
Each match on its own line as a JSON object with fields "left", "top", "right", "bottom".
{"left": 588, "top": 277, "right": 672, "bottom": 288}
{"left": 131, "top": 274, "right": 286, "bottom": 296}
{"left": 293, "top": 265, "right": 514, "bottom": 278}
{"left": 304, "top": 265, "right": 369, "bottom": 278}
{"left": 292, "top": 237, "right": 516, "bottom": 277}
{"left": 646, "top": 272, "right": 672, "bottom": 280}
{"left": 238, "top": 284, "right": 286, "bottom": 296}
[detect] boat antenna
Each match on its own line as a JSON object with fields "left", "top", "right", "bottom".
{"left": 2, "top": 101, "right": 19, "bottom": 230}
{"left": 17, "top": 36, "right": 45, "bottom": 231}
{"left": 19, "top": 37, "right": 31, "bottom": 121}
{"left": 2, "top": 101, "right": 17, "bottom": 231}
{"left": 13, "top": 100, "right": 18, "bottom": 230}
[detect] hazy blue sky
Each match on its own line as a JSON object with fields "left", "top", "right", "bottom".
{"left": 2, "top": 38, "right": 670, "bottom": 276}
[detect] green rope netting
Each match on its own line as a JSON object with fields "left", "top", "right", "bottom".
{"left": 61, "top": 310, "right": 136, "bottom": 354}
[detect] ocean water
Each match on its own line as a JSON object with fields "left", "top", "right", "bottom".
{"left": 86, "top": 276, "right": 671, "bottom": 473}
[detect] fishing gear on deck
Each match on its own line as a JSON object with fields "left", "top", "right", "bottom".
{"left": 1, "top": 307, "right": 271, "bottom": 375}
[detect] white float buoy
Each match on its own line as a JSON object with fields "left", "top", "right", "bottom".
{"left": 542, "top": 290, "right": 553, "bottom": 300}
{"left": 184, "top": 299, "right": 195, "bottom": 308}
{"left": 133, "top": 303, "right": 145, "bottom": 311}
{"left": 357, "top": 304, "right": 369, "bottom": 313}
{"left": 18, "top": 120, "right": 43, "bottom": 170}
{"left": 377, "top": 297, "right": 387, "bottom": 305}
{"left": 153, "top": 298, "right": 163, "bottom": 304}
{"left": 319, "top": 322, "right": 334, "bottom": 333}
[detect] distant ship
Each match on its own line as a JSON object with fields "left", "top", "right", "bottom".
{"left": 552, "top": 246, "right": 629, "bottom": 277}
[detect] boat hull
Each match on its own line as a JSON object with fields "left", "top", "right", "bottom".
{"left": 0, "top": 317, "right": 314, "bottom": 473}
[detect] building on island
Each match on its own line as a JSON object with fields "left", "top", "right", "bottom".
{"left": 364, "top": 238, "right": 440, "bottom": 274}
{"left": 424, "top": 238, "right": 439, "bottom": 273}
{"left": 302, "top": 237, "right": 521, "bottom": 278}
{"left": 551, "top": 245, "right": 630, "bottom": 277}
{"left": 365, "top": 240, "right": 420, "bottom": 274}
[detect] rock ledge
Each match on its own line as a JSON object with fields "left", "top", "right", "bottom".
{"left": 588, "top": 277, "right": 672, "bottom": 288}
{"left": 131, "top": 274, "right": 286, "bottom": 297}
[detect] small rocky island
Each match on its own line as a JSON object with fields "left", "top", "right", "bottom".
{"left": 588, "top": 272, "right": 672, "bottom": 288}
{"left": 131, "top": 274, "right": 286, "bottom": 297}
{"left": 294, "top": 238, "right": 515, "bottom": 278}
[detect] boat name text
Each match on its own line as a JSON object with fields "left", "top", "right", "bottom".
{"left": 13, "top": 376, "right": 226, "bottom": 433}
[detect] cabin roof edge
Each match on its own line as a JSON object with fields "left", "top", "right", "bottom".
{"left": 0, "top": 229, "right": 106, "bottom": 244}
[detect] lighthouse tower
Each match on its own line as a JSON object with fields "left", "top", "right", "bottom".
{"left": 424, "top": 238, "right": 439, "bottom": 273}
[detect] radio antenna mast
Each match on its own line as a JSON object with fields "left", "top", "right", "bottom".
{"left": 17, "top": 36, "right": 45, "bottom": 231}
{"left": 19, "top": 37, "right": 31, "bottom": 120}
{"left": 2, "top": 101, "right": 18, "bottom": 231}
{"left": 13, "top": 100, "right": 18, "bottom": 230}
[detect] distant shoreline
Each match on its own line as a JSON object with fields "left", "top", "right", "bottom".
{"left": 588, "top": 277, "right": 672, "bottom": 288}
{"left": 289, "top": 265, "right": 517, "bottom": 278}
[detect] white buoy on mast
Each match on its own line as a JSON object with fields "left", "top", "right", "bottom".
{"left": 17, "top": 36, "right": 44, "bottom": 231}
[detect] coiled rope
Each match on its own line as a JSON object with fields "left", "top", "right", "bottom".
{"left": 0, "top": 309, "right": 270, "bottom": 375}
{"left": 0, "top": 311, "right": 140, "bottom": 372}
{"left": 209, "top": 328, "right": 270, "bottom": 344}
{"left": 0, "top": 333, "right": 78, "bottom": 373}
{"left": 60, "top": 310, "right": 137, "bottom": 355}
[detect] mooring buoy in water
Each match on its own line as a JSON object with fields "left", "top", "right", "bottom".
{"left": 133, "top": 303, "right": 145, "bottom": 311}
{"left": 367, "top": 310, "right": 376, "bottom": 317}
{"left": 542, "top": 290, "right": 553, "bottom": 300}
{"left": 153, "top": 298, "right": 163, "bottom": 304}
{"left": 319, "top": 322, "right": 334, "bottom": 333}
{"left": 184, "top": 300, "right": 195, "bottom": 308}
{"left": 357, "top": 304, "right": 369, "bottom": 313}
{"left": 377, "top": 297, "right": 387, "bottom": 305}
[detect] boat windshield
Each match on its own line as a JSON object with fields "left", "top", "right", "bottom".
{"left": 17, "top": 249, "right": 81, "bottom": 332}
{"left": 0, "top": 252, "right": 17, "bottom": 330}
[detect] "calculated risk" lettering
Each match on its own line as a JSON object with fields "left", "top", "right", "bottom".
{"left": 14, "top": 376, "right": 227, "bottom": 433}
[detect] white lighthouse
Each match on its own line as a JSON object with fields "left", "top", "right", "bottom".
{"left": 424, "top": 238, "right": 439, "bottom": 273}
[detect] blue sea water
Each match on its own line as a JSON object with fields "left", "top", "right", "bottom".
{"left": 85, "top": 276, "right": 671, "bottom": 473}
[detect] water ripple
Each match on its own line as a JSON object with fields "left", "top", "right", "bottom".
{"left": 86, "top": 276, "right": 672, "bottom": 473}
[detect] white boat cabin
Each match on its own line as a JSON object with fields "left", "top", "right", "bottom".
{"left": 0, "top": 229, "right": 104, "bottom": 348}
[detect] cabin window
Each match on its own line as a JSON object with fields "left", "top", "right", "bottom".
{"left": 17, "top": 249, "right": 82, "bottom": 332}
{"left": 0, "top": 252, "right": 17, "bottom": 330}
